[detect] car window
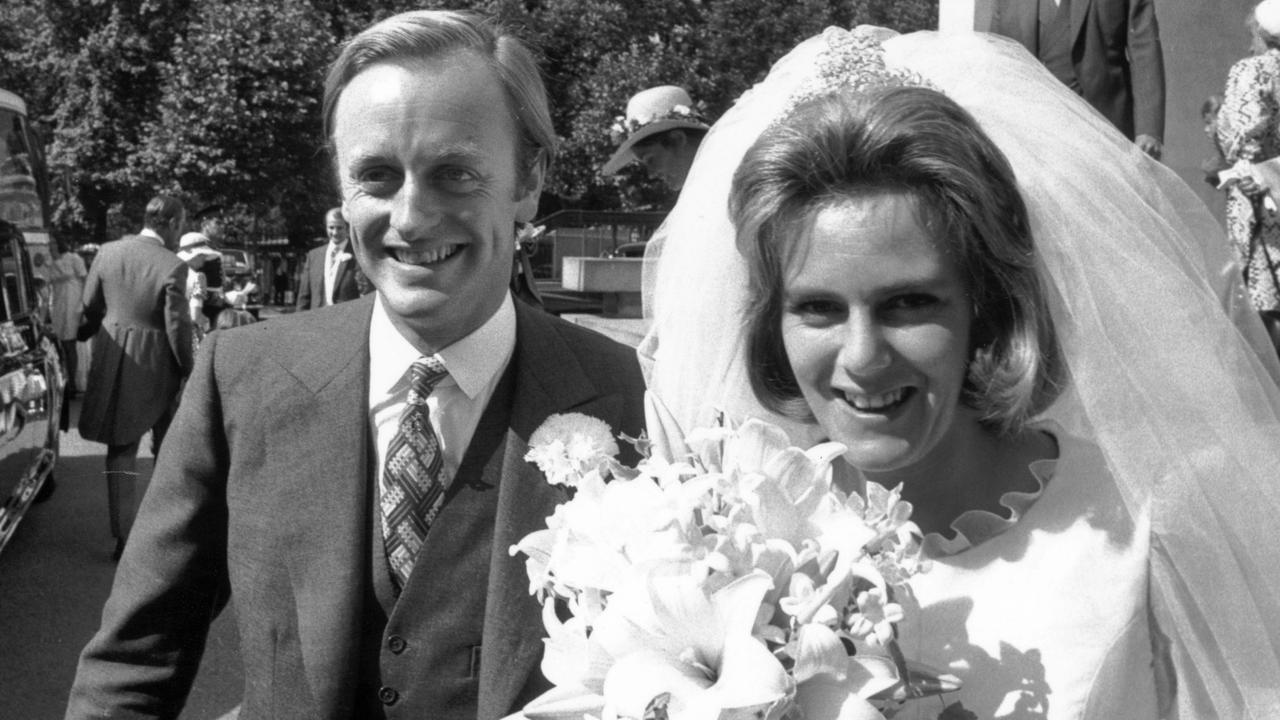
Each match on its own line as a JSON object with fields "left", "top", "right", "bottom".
{"left": 0, "top": 233, "right": 28, "bottom": 322}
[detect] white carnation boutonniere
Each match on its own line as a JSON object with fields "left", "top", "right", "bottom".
{"left": 524, "top": 412, "right": 622, "bottom": 488}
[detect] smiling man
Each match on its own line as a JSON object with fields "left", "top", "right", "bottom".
{"left": 65, "top": 11, "right": 646, "bottom": 720}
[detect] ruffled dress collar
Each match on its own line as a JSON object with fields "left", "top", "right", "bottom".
{"left": 921, "top": 419, "right": 1060, "bottom": 557}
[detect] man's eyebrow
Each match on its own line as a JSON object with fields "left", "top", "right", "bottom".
{"left": 427, "top": 140, "right": 490, "bottom": 164}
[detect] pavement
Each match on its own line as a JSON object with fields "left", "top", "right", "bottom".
{"left": 0, "top": 397, "right": 243, "bottom": 719}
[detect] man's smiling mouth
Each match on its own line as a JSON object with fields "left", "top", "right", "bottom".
{"left": 391, "top": 245, "right": 461, "bottom": 265}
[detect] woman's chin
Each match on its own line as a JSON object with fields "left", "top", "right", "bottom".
{"left": 837, "top": 437, "right": 917, "bottom": 475}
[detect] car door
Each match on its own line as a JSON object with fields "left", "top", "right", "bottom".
{"left": 0, "top": 221, "right": 61, "bottom": 552}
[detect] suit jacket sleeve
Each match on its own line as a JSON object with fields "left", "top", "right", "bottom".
{"left": 66, "top": 331, "right": 232, "bottom": 719}
{"left": 165, "top": 263, "right": 193, "bottom": 375}
{"left": 77, "top": 252, "right": 105, "bottom": 341}
{"left": 1127, "top": 0, "right": 1166, "bottom": 141}
{"left": 296, "top": 251, "right": 314, "bottom": 310}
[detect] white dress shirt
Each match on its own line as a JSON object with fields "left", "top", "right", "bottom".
{"left": 324, "top": 240, "right": 349, "bottom": 306}
{"left": 136, "top": 228, "right": 165, "bottom": 247}
{"left": 367, "top": 292, "right": 517, "bottom": 493}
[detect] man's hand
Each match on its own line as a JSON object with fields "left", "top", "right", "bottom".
{"left": 1136, "top": 134, "right": 1163, "bottom": 161}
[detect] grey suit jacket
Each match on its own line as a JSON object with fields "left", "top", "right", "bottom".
{"left": 988, "top": 0, "right": 1165, "bottom": 141}
{"left": 66, "top": 294, "right": 647, "bottom": 719}
{"left": 295, "top": 243, "right": 363, "bottom": 310}
{"left": 77, "top": 234, "right": 191, "bottom": 445}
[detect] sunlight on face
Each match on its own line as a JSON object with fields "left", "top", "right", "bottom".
{"left": 781, "top": 191, "right": 973, "bottom": 476}
{"left": 331, "top": 52, "right": 541, "bottom": 351}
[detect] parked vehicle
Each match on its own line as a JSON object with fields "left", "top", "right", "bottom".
{"left": 0, "top": 83, "right": 63, "bottom": 555}
{"left": 0, "top": 88, "right": 54, "bottom": 265}
{"left": 0, "top": 219, "right": 64, "bottom": 554}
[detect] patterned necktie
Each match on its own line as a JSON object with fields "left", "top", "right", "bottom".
{"left": 381, "top": 355, "right": 451, "bottom": 590}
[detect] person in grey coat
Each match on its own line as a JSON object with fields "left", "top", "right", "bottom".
{"left": 78, "top": 194, "right": 192, "bottom": 558}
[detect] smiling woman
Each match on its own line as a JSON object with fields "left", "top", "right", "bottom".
{"left": 730, "top": 88, "right": 1062, "bottom": 536}
{"left": 643, "top": 25, "right": 1280, "bottom": 720}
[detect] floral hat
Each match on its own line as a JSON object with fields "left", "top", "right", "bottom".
{"left": 602, "top": 85, "right": 710, "bottom": 175}
{"left": 177, "top": 232, "right": 219, "bottom": 261}
{"left": 1258, "top": 0, "right": 1280, "bottom": 35}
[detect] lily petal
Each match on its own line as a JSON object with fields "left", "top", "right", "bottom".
{"left": 791, "top": 623, "right": 849, "bottom": 684}
{"left": 710, "top": 633, "right": 795, "bottom": 711}
{"left": 795, "top": 675, "right": 886, "bottom": 720}
{"left": 601, "top": 650, "right": 713, "bottom": 720}
{"left": 522, "top": 685, "right": 607, "bottom": 720}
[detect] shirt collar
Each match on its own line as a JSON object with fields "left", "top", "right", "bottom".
{"left": 368, "top": 291, "right": 516, "bottom": 401}
{"left": 137, "top": 228, "right": 165, "bottom": 247}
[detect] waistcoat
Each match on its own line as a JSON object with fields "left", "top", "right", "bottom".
{"left": 353, "top": 365, "right": 523, "bottom": 719}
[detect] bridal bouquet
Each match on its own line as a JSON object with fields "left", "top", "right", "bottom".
{"left": 511, "top": 406, "right": 966, "bottom": 720}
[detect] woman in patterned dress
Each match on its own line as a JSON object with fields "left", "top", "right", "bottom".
{"left": 1218, "top": 0, "right": 1280, "bottom": 310}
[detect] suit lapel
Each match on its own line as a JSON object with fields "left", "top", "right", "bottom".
{"left": 275, "top": 295, "right": 376, "bottom": 717}
{"left": 309, "top": 246, "right": 327, "bottom": 307}
{"left": 477, "top": 303, "right": 624, "bottom": 719}
{"left": 1070, "top": 0, "right": 1091, "bottom": 45}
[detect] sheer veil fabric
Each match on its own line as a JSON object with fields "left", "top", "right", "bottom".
{"left": 641, "top": 27, "right": 1280, "bottom": 719}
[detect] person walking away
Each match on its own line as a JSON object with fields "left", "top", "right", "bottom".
{"left": 77, "top": 195, "right": 192, "bottom": 560}
{"left": 46, "top": 239, "right": 88, "bottom": 396}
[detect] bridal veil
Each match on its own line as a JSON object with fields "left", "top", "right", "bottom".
{"left": 642, "top": 27, "right": 1280, "bottom": 719}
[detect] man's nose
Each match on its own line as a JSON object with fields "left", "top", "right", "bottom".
{"left": 390, "top": 178, "right": 443, "bottom": 237}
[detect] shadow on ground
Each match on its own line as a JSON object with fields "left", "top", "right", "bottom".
{"left": 0, "top": 428, "right": 243, "bottom": 719}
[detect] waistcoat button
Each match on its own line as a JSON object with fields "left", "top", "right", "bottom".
{"left": 378, "top": 686, "right": 399, "bottom": 705}
{"left": 387, "top": 635, "right": 407, "bottom": 654}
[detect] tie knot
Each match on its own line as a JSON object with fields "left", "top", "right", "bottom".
{"left": 407, "top": 356, "right": 448, "bottom": 404}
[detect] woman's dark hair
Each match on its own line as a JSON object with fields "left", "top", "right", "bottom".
{"left": 729, "top": 85, "right": 1064, "bottom": 435}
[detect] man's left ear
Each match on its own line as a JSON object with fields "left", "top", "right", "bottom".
{"left": 515, "top": 150, "right": 547, "bottom": 223}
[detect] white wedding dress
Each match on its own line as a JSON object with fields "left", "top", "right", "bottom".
{"left": 642, "top": 27, "right": 1280, "bottom": 720}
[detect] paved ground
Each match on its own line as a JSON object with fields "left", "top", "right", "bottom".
{"left": 0, "top": 397, "right": 243, "bottom": 719}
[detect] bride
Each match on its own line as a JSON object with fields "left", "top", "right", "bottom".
{"left": 642, "top": 26, "right": 1280, "bottom": 720}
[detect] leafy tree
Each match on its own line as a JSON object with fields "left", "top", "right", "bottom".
{"left": 131, "top": 0, "right": 336, "bottom": 245}
{"left": 2, "top": 0, "right": 939, "bottom": 244}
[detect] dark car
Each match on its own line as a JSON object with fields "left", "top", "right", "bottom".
{"left": 0, "top": 219, "right": 64, "bottom": 554}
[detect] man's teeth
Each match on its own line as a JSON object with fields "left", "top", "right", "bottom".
{"left": 846, "top": 388, "right": 906, "bottom": 411}
{"left": 397, "top": 245, "right": 459, "bottom": 264}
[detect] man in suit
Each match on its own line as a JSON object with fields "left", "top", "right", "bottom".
{"left": 295, "top": 206, "right": 365, "bottom": 309}
{"left": 77, "top": 194, "right": 192, "bottom": 560}
{"left": 988, "top": 0, "right": 1165, "bottom": 159}
{"left": 66, "top": 10, "right": 647, "bottom": 720}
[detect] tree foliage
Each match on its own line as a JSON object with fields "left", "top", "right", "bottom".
{"left": 0, "top": 0, "right": 937, "bottom": 245}
{"left": 131, "top": 0, "right": 336, "bottom": 244}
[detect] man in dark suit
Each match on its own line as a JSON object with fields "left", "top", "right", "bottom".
{"left": 988, "top": 0, "right": 1165, "bottom": 159}
{"left": 66, "top": 10, "right": 646, "bottom": 720}
{"left": 295, "top": 206, "right": 365, "bottom": 309}
{"left": 77, "top": 194, "right": 192, "bottom": 560}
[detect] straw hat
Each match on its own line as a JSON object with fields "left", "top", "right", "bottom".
{"left": 1258, "top": 0, "right": 1280, "bottom": 36}
{"left": 177, "top": 232, "right": 220, "bottom": 262}
{"left": 602, "top": 85, "right": 710, "bottom": 175}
